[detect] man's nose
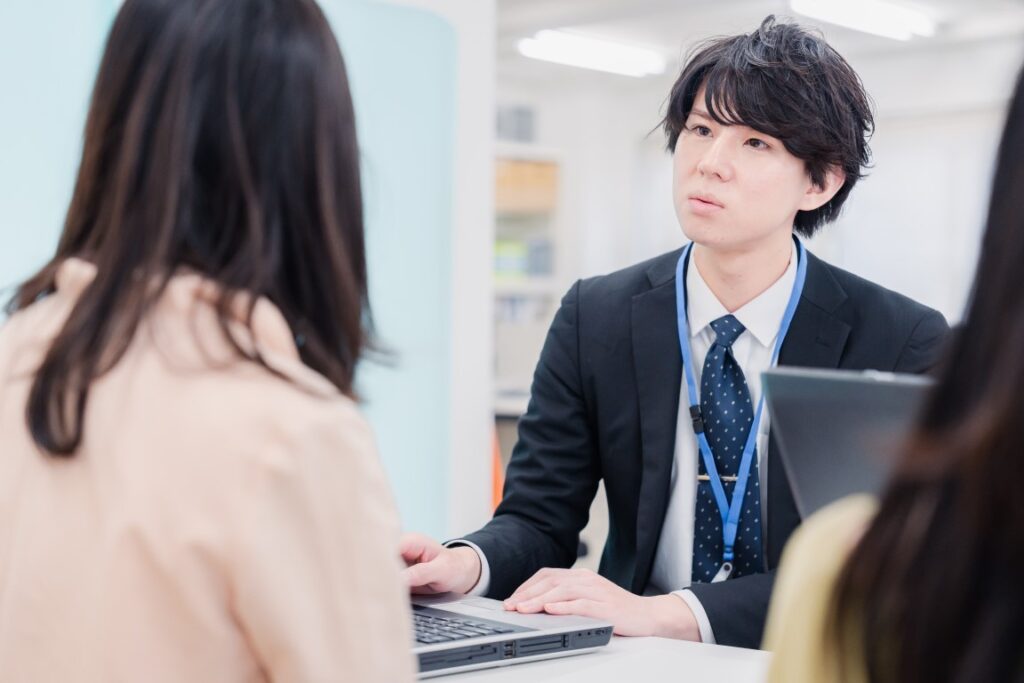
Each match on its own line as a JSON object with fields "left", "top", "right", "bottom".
{"left": 697, "top": 136, "right": 734, "bottom": 181}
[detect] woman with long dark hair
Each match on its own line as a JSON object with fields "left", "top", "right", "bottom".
{"left": 763, "top": 65, "right": 1024, "bottom": 682}
{"left": 0, "top": 0, "right": 413, "bottom": 679}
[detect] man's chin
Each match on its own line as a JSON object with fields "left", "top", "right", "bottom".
{"left": 680, "top": 224, "right": 730, "bottom": 249}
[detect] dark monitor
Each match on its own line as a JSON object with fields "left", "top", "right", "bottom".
{"left": 762, "top": 367, "right": 932, "bottom": 518}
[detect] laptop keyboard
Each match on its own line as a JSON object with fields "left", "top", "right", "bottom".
{"left": 412, "top": 604, "right": 520, "bottom": 645}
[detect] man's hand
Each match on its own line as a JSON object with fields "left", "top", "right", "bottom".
{"left": 503, "top": 568, "right": 702, "bottom": 640}
{"left": 400, "top": 533, "right": 483, "bottom": 595}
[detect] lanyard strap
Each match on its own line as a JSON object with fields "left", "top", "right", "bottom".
{"left": 674, "top": 237, "right": 808, "bottom": 564}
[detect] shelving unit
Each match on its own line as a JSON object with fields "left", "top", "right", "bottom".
{"left": 493, "top": 141, "right": 564, "bottom": 419}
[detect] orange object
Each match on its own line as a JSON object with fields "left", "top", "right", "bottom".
{"left": 492, "top": 430, "right": 505, "bottom": 511}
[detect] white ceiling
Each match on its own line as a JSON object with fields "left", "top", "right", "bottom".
{"left": 497, "top": 0, "right": 1024, "bottom": 85}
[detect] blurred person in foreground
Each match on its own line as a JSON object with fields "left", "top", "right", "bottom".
{"left": 0, "top": 0, "right": 413, "bottom": 680}
{"left": 764, "top": 63, "right": 1024, "bottom": 683}
{"left": 401, "top": 16, "right": 949, "bottom": 649}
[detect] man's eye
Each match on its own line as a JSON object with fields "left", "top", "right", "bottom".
{"left": 747, "top": 138, "right": 769, "bottom": 150}
{"left": 691, "top": 125, "right": 712, "bottom": 136}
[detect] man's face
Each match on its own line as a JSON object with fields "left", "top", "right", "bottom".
{"left": 672, "top": 85, "right": 831, "bottom": 253}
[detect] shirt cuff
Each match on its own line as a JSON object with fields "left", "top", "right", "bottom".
{"left": 444, "top": 539, "right": 491, "bottom": 597}
{"left": 675, "top": 589, "right": 717, "bottom": 644}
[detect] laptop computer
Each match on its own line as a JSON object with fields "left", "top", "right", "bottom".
{"left": 411, "top": 594, "right": 613, "bottom": 678}
{"left": 761, "top": 367, "right": 933, "bottom": 518}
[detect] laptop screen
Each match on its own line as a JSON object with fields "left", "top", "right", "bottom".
{"left": 762, "top": 367, "right": 932, "bottom": 518}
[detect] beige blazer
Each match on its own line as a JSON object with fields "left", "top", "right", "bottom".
{"left": 0, "top": 259, "right": 415, "bottom": 682}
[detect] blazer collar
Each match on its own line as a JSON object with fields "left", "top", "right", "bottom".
{"left": 646, "top": 247, "right": 852, "bottom": 363}
{"left": 631, "top": 253, "right": 683, "bottom": 592}
{"left": 645, "top": 247, "right": 681, "bottom": 289}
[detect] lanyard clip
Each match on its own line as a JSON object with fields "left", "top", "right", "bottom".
{"left": 711, "top": 561, "right": 734, "bottom": 583}
{"left": 689, "top": 405, "right": 704, "bottom": 434}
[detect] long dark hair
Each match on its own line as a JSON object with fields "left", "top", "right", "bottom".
{"left": 7, "top": 0, "right": 371, "bottom": 456}
{"left": 830, "top": 67, "right": 1024, "bottom": 682}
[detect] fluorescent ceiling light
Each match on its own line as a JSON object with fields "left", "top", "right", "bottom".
{"left": 790, "top": 0, "right": 936, "bottom": 41}
{"left": 516, "top": 30, "right": 667, "bottom": 78}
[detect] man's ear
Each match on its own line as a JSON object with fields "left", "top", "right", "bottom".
{"left": 800, "top": 165, "right": 846, "bottom": 212}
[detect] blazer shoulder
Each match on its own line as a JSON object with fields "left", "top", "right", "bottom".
{"left": 575, "top": 248, "right": 683, "bottom": 305}
{"left": 817, "top": 257, "right": 946, "bottom": 327}
{"left": 812, "top": 256, "right": 950, "bottom": 371}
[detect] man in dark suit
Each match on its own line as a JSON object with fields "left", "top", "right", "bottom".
{"left": 401, "top": 16, "right": 950, "bottom": 649}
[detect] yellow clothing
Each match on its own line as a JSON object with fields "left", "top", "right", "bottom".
{"left": 762, "top": 495, "right": 877, "bottom": 683}
{"left": 0, "top": 259, "right": 415, "bottom": 682}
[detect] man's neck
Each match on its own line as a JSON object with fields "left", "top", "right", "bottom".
{"left": 691, "top": 234, "right": 794, "bottom": 313}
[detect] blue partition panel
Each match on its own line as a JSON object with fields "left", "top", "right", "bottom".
{"left": 327, "top": 1, "right": 456, "bottom": 538}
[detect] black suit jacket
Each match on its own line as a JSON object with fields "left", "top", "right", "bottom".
{"left": 464, "top": 247, "right": 950, "bottom": 649}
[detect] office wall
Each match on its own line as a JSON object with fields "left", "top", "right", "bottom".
{"left": 0, "top": 0, "right": 495, "bottom": 540}
{"left": 813, "top": 38, "right": 1024, "bottom": 321}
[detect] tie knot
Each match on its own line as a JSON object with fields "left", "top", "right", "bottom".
{"left": 710, "top": 314, "right": 745, "bottom": 348}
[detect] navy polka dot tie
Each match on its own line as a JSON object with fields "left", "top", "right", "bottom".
{"left": 690, "top": 314, "right": 763, "bottom": 583}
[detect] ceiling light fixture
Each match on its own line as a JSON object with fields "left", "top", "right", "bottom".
{"left": 516, "top": 30, "right": 667, "bottom": 78}
{"left": 790, "top": 0, "right": 936, "bottom": 41}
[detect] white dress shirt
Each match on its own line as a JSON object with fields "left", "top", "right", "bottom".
{"left": 457, "top": 242, "right": 798, "bottom": 644}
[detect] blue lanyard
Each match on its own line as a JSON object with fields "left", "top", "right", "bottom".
{"left": 674, "top": 238, "right": 807, "bottom": 569}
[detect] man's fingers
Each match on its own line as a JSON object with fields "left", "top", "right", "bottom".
{"left": 506, "top": 572, "right": 545, "bottom": 601}
{"left": 399, "top": 533, "right": 438, "bottom": 565}
{"left": 399, "top": 543, "right": 425, "bottom": 565}
{"left": 403, "top": 559, "right": 445, "bottom": 591}
{"left": 542, "top": 599, "right": 603, "bottom": 619}
{"left": 505, "top": 578, "right": 555, "bottom": 608}
{"left": 505, "top": 568, "right": 566, "bottom": 607}
{"left": 514, "top": 582, "right": 586, "bottom": 613}
{"left": 544, "top": 599, "right": 629, "bottom": 634}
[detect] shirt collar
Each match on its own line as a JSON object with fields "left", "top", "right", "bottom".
{"left": 686, "top": 240, "right": 799, "bottom": 348}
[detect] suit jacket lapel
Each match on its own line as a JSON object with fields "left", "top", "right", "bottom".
{"left": 630, "top": 252, "right": 682, "bottom": 593}
{"left": 778, "top": 251, "right": 851, "bottom": 369}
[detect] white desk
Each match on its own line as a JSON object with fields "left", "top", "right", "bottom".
{"left": 441, "top": 636, "right": 771, "bottom": 682}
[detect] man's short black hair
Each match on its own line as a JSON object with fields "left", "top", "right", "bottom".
{"left": 661, "top": 15, "right": 874, "bottom": 236}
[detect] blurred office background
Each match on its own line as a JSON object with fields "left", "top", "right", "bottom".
{"left": 2, "top": 0, "right": 1022, "bottom": 557}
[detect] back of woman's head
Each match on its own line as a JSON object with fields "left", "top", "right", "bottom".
{"left": 831, "top": 66, "right": 1024, "bottom": 682}
{"left": 9, "top": 0, "right": 369, "bottom": 456}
